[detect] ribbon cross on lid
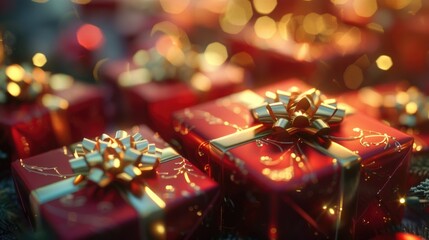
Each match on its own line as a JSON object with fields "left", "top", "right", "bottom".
{"left": 69, "top": 130, "right": 161, "bottom": 195}
{"left": 251, "top": 87, "right": 345, "bottom": 137}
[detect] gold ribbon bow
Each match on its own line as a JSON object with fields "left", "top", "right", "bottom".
{"left": 69, "top": 130, "right": 160, "bottom": 196}
{"left": 251, "top": 87, "right": 345, "bottom": 136}
{"left": 0, "top": 63, "right": 48, "bottom": 103}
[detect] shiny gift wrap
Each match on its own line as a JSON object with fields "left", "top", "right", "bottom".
{"left": 0, "top": 67, "right": 106, "bottom": 169}
{"left": 11, "top": 126, "right": 219, "bottom": 239}
{"left": 173, "top": 79, "right": 413, "bottom": 239}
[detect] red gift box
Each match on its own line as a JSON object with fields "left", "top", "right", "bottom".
{"left": 0, "top": 74, "right": 106, "bottom": 170}
{"left": 100, "top": 59, "right": 249, "bottom": 142}
{"left": 11, "top": 125, "right": 219, "bottom": 239}
{"left": 172, "top": 78, "right": 413, "bottom": 239}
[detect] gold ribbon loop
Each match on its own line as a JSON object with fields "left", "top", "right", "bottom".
{"left": 70, "top": 130, "right": 161, "bottom": 195}
{"left": 251, "top": 87, "right": 345, "bottom": 137}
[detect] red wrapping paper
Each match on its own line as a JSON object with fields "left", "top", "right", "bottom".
{"left": 0, "top": 82, "right": 106, "bottom": 170}
{"left": 11, "top": 125, "right": 219, "bottom": 239}
{"left": 172, "top": 78, "right": 413, "bottom": 239}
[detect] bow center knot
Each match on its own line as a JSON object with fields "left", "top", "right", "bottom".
{"left": 69, "top": 130, "right": 160, "bottom": 195}
{"left": 251, "top": 87, "right": 345, "bottom": 137}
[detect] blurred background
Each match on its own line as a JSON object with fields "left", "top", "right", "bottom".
{"left": 1, "top": 0, "right": 429, "bottom": 239}
{"left": 1, "top": 0, "right": 429, "bottom": 91}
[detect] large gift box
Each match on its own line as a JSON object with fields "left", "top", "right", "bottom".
{"left": 172, "top": 79, "right": 413, "bottom": 239}
{"left": 0, "top": 65, "right": 106, "bottom": 169}
{"left": 11, "top": 125, "right": 219, "bottom": 239}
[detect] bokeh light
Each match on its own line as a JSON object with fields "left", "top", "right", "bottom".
{"left": 6, "top": 64, "right": 25, "bottom": 82}
{"left": 253, "top": 0, "right": 277, "bottom": 14}
{"left": 7, "top": 82, "right": 21, "bottom": 96}
{"left": 353, "top": 0, "right": 378, "bottom": 17}
{"left": 254, "top": 16, "right": 277, "bottom": 39}
{"left": 376, "top": 55, "right": 393, "bottom": 70}
{"left": 32, "top": 53, "right": 47, "bottom": 67}
{"left": 190, "top": 73, "right": 212, "bottom": 92}
{"left": 160, "top": 0, "right": 190, "bottom": 14}
{"left": 220, "top": 0, "right": 253, "bottom": 34}
{"left": 76, "top": 24, "right": 104, "bottom": 50}
{"left": 344, "top": 64, "right": 363, "bottom": 89}
{"left": 204, "top": 42, "right": 228, "bottom": 66}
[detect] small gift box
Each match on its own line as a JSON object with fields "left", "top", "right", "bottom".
{"left": 0, "top": 64, "right": 106, "bottom": 169}
{"left": 99, "top": 23, "right": 249, "bottom": 141}
{"left": 11, "top": 125, "right": 220, "bottom": 239}
{"left": 172, "top": 79, "right": 413, "bottom": 239}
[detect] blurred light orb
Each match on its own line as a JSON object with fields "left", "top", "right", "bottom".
{"left": 353, "top": 0, "right": 378, "bottom": 17}
{"left": 253, "top": 0, "right": 277, "bottom": 14}
{"left": 32, "top": 53, "right": 47, "bottom": 67}
{"left": 191, "top": 73, "right": 212, "bottom": 92}
{"left": 254, "top": 16, "right": 277, "bottom": 39}
{"left": 77, "top": 24, "right": 104, "bottom": 50}
{"left": 376, "top": 55, "right": 393, "bottom": 70}
{"left": 32, "top": 67, "right": 47, "bottom": 82}
{"left": 405, "top": 102, "right": 418, "bottom": 114}
{"left": 133, "top": 50, "right": 150, "bottom": 66}
{"left": 6, "top": 64, "right": 25, "bottom": 82}
{"left": 220, "top": 0, "right": 253, "bottom": 34}
{"left": 204, "top": 42, "right": 228, "bottom": 66}
{"left": 344, "top": 64, "right": 363, "bottom": 89}
{"left": 7, "top": 82, "right": 21, "bottom": 96}
{"left": 160, "top": 0, "right": 190, "bottom": 14}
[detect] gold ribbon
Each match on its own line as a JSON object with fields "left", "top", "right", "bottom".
{"left": 251, "top": 87, "right": 345, "bottom": 137}
{"left": 69, "top": 130, "right": 161, "bottom": 196}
